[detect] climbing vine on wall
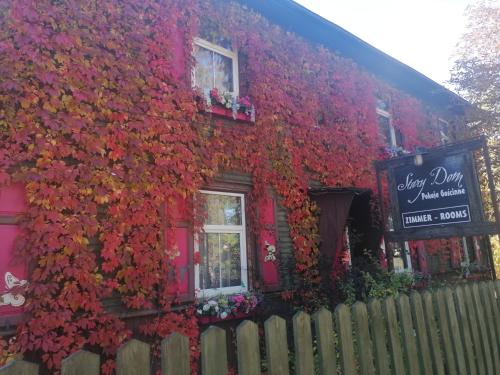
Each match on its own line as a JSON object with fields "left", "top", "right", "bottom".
{"left": 0, "top": 0, "right": 438, "bottom": 372}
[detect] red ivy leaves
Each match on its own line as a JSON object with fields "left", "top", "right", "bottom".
{"left": 0, "top": 0, "right": 440, "bottom": 371}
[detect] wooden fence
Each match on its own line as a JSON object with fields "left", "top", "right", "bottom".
{"left": 1, "top": 280, "right": 499, "bottom": 374}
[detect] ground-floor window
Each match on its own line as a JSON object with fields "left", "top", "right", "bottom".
{"left": 195, "top": 190, "right": 248, "bottom": 297}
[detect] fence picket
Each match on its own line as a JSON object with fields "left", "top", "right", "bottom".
{"left": 471, "top": 283, "right": 494, "bottom": 375}
{"left": 264, "top": 315, "right": 290, "bottom": 375}
{"left": 116, "top": 339, "right": 150, "bottom": 375}
{"left": 2, "top": 282, "right": 500, "bottom": 375}
{"left": 335, "top": 304, "right": 357, "bottom": 375}
{"left": 397, "top": 295, "right": 420, "bottom": 375}
{"left": 409, "top": 291, "right": 433, "bottom": 375}
{"left": 237, "top": 320, "right": 261, "bottom": 375}
{"left": 293, "top": 311, "right": 314, "bottom": 375}
{"left": 421, "top": 291, "right": 445, "bottom": 375}
{"left": 479, "top": 282, "right": 500, "bottom": 373}
{"left": 434, "top": 289, "right": 458, "bottom": 375}
{"left": 367, "top": 299, "right": 390, "bottom": 375}
{"left": 454, "top": 286, "right": 478, "bottom": 375}
{"left": 61, "top": 350, "right": 100, "bottom": 375}
{"left": 312, "top": 307, "right": 336, "bottom": 375}
{"left": 495, "top": 280, "right": 500, "bottom": 312}
{"left": 486, "top": 281, "right": 500, "bottom": 346}
{"left": 463, "top": 284, "right": 486, "bottom": 375}
{"left": 0, "top": 360, "right": 38, "bottom": 375}
{"left": 443, "top": 288, "right": 467, "bottom": 375}
{"left": 161, "top": 333, "right": 190, "bottom": 375}
{"left": 201, "top": 326, "right": 227, "bottom": 375}
{"left": 383, "top": 296, "right": 406, "bottom": 375}
{"left": 352, "top": 302, "right": 375, "bottom": 375}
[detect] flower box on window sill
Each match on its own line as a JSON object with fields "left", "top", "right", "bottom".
{"left": 207, "top": 105, "right": 254, "bottom": 123}
{"left": 197, "top": 310, "right": 252, "bottom": 325}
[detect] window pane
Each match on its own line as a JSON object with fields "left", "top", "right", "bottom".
{"left": 377, "top": 114, "right": 392, "bottom": 146}
{"left": 199, "top": 232, "right": 242, "bottom": 289}
{"left": 213, "top": 51, "right": 233, "bottom": 93}
{"left": 204, "top": 194, "right": 242, "bottom": 225}
{"left": 376, "top": 98, "right": 389, "bottom": 112}
{"left": 394, "top": 128, "right": 404, "bottom": 148}
{"left": 194, "top": 45, "right": 214, "bottom": 92}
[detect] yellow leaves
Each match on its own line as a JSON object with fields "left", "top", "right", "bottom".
{"left": 61, "top": 94, "right": 72, "bottom": 107}
{"left": 20, "top": 98, "right": 31, "bottom": 109}
{"left": 43, "top": 101, "right": 57, "bottom": 113}
{"left": 54, "top": 53, "right": 67, "bottom": 65}
{"left": 72, "top": 234, "right": 89, "bottom": 246}
{"left": 94, "top": 195, "right": 109, "bottom": 204}
{"left": 80, "top": 187, "right": 93, "bottom": 196}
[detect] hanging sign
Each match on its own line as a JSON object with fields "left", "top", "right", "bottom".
{"left": 396, "top": 154, "right": 471, "bottom": 228}
{"left": 375, "top": 137, "right": 498, "bottom": 242}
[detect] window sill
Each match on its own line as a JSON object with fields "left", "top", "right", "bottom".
{"left": 206, "top": 105, "right": 255, "bottom": 123}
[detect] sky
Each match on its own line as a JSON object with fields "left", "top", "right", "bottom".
{"left": 293, "top": 0, "right": 476, "bottom": 87}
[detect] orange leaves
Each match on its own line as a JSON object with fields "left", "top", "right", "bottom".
{"left": 0, "top": 0, "right": 437, "bottom": 370}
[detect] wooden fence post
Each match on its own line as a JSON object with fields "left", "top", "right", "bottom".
{"left": 352, "top": 302, "right": 375, "bottom": 375}
{"left": 421, "top": 291, "right": 445, "bottom": 375}
{"left": 293, "top": 311, "right": 314, "bottom": 375}
{"left": 264, "top": 315, "right": 289, "bottom": 375}
{"left": 486, "top": 281, "right": 500, "bottom": 343}
{"left": 453, "top": 286, "right": 478, "bottom": 375}
{"left": 367, "top": 299, "right": 390, "bottom": 375}
{"left": 61, "top": 350, "right": 100, "bottom": 375}
{"left": 434, "top": 289, "right": 458, "bottom": 375}
{"left": 237, "top": 320, "right": 261, "bottom": 375}
{"left": 312, "top": 307, "right": 336, "bottom": 375}
{"left": 161, "top": 333, "right": 190, "bottom": 375}
{"left": 471, "top": 283, "right": 494, "bottom": 374}
{"left": 334, "top": 304, "right": 356, "bottom": 375}
{"left": 383, "top": 296, "right": 406, "bottom": 375}
{"left": 0, "top": 360, "right": 38, "bottom": 375}
{"left": 443, "top": 288, "right": 467, "bottom": 375}
{"left": 201, "top": 326, "right": 227, "bottom": 375}
{"left": 478, "top": 282, "right": 500, "bottom": 373}
{"left": 462, "top": 284, "right": 486, "bottom": 375}
{"left": 117, "top": 339, "right": 151, "bottom": 375}
{"left": 397, "top": 294, "right": 420, "bottom": 375}
{"left": 495, "top": 280, "right": 500, "bottom": 312}
{"left": 409, "top": 291, "right": 433, "bottom": 375}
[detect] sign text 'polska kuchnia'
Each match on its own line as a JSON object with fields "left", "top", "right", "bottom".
{"left": 395, "top": 154, "right": 471, "bottom": 228}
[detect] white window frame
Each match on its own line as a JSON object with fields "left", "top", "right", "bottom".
{"left": 192, "top": 37, "right": 239, "bottom": 97}
{"left": 195, "top": 190, "right": 247, "bottom": 298}
{"left": 376, "top": 107, "right": 398, "bottom": 147}
{"left": 386, "top": 215, "right": 413, "bottom": 273}
{"left": 378, "top": 106, "right": 412, "bottom": 272}
{"left": 438, "top": 118, "right": 451, "bottom": 145}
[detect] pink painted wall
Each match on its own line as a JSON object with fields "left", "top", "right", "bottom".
{"left": 258, "top": 196, "right": 279, "bottom": 287}
{"left": 0, "top": 183, "right": 26, "bottom": 215}
{"left": 0, "top": 184, "right": 27, "bottom": 318}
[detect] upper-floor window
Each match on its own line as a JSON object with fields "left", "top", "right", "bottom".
{"left": 193, "top": 38, "right": 239, "bottom": 97}
{"left": 376, "top": 100, "right": 403, "bottom": 147}
{"left": 195, "top": 191, "right": 247, "bottom": 297}
{"left": 438, "top": 118, "right": 451, "bottom": 144}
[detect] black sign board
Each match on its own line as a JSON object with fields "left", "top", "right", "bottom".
{"left": 375, "top": 137, "right": 499, "bottom": 243}
{"left": 396, "top": 154, "right": 471, "bottom": 229}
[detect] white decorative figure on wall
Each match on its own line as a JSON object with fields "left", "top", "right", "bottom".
{"left": 264, "top": 241, "right": 277, "bottom": 262}
{"left": 0, "top": 272, "right": 27, "bottom": 308}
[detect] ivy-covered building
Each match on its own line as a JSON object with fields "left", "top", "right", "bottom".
{"left": 0, "top": 0, "right": 492, "bottom": 371}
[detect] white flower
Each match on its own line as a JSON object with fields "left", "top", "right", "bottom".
{"left": 203, "top": 304, "right": 210, "bottom": 311}
{"left": 197, "top": 309, "right": 203, "bottom": 315}
{"left": 220, "top": 311, "right": 228, "bottom": 319}
{"left": 214, "top": 306, "right": 219, "bottom": 312}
